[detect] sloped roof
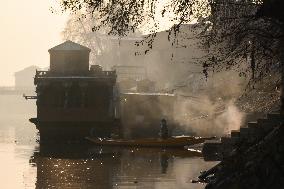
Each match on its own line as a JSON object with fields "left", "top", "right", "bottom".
{"left": 48, "top": 40, "right": 91, "bottom": 52}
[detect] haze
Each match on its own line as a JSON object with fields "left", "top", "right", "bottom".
{"left": 0, "top": 0, "right": 67, "bottom": 86}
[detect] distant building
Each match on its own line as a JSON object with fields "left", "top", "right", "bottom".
{"left": 96, "top": 24, "right": 205, "bottom": 90}
{"left": 14, "top": 65, "right": 40, "bottom": 90}
{"left": 96, "top": 35, "right": 146, "bottom": 69}
{"left": 112, "top": 65, "right": 146, "bottom": 81}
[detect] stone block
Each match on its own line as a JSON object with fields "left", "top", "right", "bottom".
{"left": 247, "top": 122, "right": 258, "bottom": 128}
{"left": 267, "top": 113, "right": 283, "bottom": 121}
{"left": 240, "top": 127, "right": 250, "bottom": 138}
{"left": 231, "top": 130, "right": 240, "bottom": 138}
{"left": 221, "top": 137, "right": 239, "bottom": 145}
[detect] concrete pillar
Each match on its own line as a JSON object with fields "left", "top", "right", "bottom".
{"left": 108, "top": 85, "right": 114, "bottom": 118}
{"left": 281, "top": 37, "right": 284, "bottom": 116}
{"left": 79, "top": 82, "right": 88, "bottom": 108}
{"left": 113, "top": 84, "right": 120, "bottom": 118}
{"left": 36, "top": 82, "right": 49, "bottom": 107}
{"left": 63, "top": 82, "right": 72, "bottom": 108}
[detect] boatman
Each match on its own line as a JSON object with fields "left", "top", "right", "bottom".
{"left": 160, "top": 119, "right": 169, "bottom": 139}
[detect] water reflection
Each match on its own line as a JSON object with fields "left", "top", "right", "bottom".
{"left": 160, "top": 153, "right": 169, "bottom": 174}
{"left": 30, "top": 145, "right": 213, "bottom": 189}
{"left": 31, "top": 145, "right": 119, "bottom": 188}
{"left": 0, "top": 94, "right": 217, "bottom": 189}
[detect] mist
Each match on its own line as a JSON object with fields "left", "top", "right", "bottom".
{"left": 174, "top": 71, "right": 246, "bottom": 136}
{"left": 61, "top": 14, "right": 251, "bottom": 138}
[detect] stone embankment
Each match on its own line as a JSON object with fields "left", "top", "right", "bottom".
{"left": 200, "top": 113, "right": 284, "bottom": 189}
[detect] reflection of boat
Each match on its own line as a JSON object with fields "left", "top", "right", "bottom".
{"left": 86, "top": 136, "right": 215, "bottom": 147}
{"left": 29, "top": 144, "right": 205, "bottom": 188}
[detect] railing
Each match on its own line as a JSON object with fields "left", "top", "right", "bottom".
{"left": 35, "top": 70, "right": 116, "bottom": 78}
{"left": 97, "top": 71, "right": 116, "bottom": 76}
{"left": 23, "top": 94, "right": 37, "bottom": 100}
{"left": 35, "top": 70, "right": 49, "bottom": 77}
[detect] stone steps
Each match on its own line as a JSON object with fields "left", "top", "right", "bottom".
{"left": 230, "top": 130, "right": 240, "bottom": 138}
{"left": 203, "top": 113, "right": 283, "bottom": 161}
{"left": 267, "top": 113, "right": 283, "bottom": 121}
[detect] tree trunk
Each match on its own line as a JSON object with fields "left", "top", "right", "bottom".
{"left": 281, "top": 36, "right": 284, "bottom": 115}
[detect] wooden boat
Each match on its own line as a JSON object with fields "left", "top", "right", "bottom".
{"left": 86, "top": 136, "right": 215, "bottom": 147}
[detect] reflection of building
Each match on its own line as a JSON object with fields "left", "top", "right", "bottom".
{"left": 14, "top": 65, "right": 39, "bottom": 90}
{"left": 30, "top": 146, "right": 120, "bottom": 189}
{"left": 29, "top": 41, "right": 119, "bottom": 141}
{"left": 29, "top": 146, "right": 194, "bottom": 189}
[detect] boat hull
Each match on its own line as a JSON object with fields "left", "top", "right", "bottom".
{"left": 30, "top": 118, "right": 121, "bottom": 143}
{"left": 86, "top": 136, "right": 214, "bottom": 147}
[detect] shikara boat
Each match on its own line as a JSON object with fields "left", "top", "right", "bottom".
{"left": 86, "top": 136, "right": 215, "bottom": 148}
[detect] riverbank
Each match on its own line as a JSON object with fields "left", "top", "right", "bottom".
{"left": 199, "top": 123, "right": 284, "bottom": 189}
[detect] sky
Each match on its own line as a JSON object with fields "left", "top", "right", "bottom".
{"left": 0, "top": 0, "right": 197, "bottom": 86}
{"left": 0, "top": 0, "right": 173, "bottom": 86}
{"left": 0, "top": 0, "right": 68, "bottom": 86}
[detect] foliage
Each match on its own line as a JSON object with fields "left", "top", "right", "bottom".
{"left": 59, "top": 0, "right": 284, "bottom": 83}
{"left": 61, "top": 13, "right": 105, "bottom": 64}
{"left": 201, "top": 0, "right": 283, "bottom": 82}
{"left": 60, "top": 0, "right": 158, "bottom": 36}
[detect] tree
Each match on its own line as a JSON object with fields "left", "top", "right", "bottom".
{"left": 256, "top": 0, "right": 284, "bottom": 113}
{"left": 59, "top": 0, "right": 284, "bottom": 111}
{"left": 198, "top": 0, "right": 282, "bottom": 88}
{"left": 59, "top": 0, "right": 158, "bottom": 36}
{"left": 61, "top": 13, "right": 107, "bottom": 65}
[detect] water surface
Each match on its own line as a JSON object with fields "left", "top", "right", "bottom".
{"left": 0, "top": 94, "right": 217, "bottom": 188}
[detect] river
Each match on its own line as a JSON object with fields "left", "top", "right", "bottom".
{"left": 0, "top": 94, "right": 217, "bottom": 189}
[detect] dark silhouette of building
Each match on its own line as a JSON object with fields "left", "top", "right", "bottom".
{"left": 29, "top": 41, "right": 118, "bottom": 142}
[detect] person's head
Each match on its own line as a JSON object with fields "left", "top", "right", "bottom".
{"left": 161, "top": 119, "right": 167, "bottom": 125}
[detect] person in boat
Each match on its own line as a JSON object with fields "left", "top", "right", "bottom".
{"left": 160, "top": 119, "right": 169, "bottom": 139}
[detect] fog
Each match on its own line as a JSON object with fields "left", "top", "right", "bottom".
{"left": 0, "top": 1, "right": 67, "bottom": 86}
{"left": 91, "top": 24, "right": 248, "bottom": 137}
{"left": 7, "top": 12, "right": 250, "bottom": 138}
{"left": 173, "top": 71, "right": 246, "bottom": 136}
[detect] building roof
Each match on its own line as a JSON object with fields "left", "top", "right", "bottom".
{"left": 48, "top": 40, "right": 91, "bottom": 52}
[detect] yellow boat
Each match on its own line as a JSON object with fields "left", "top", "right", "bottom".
{"left": 86, "top": 136, "right": 215, "bottom": 148}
